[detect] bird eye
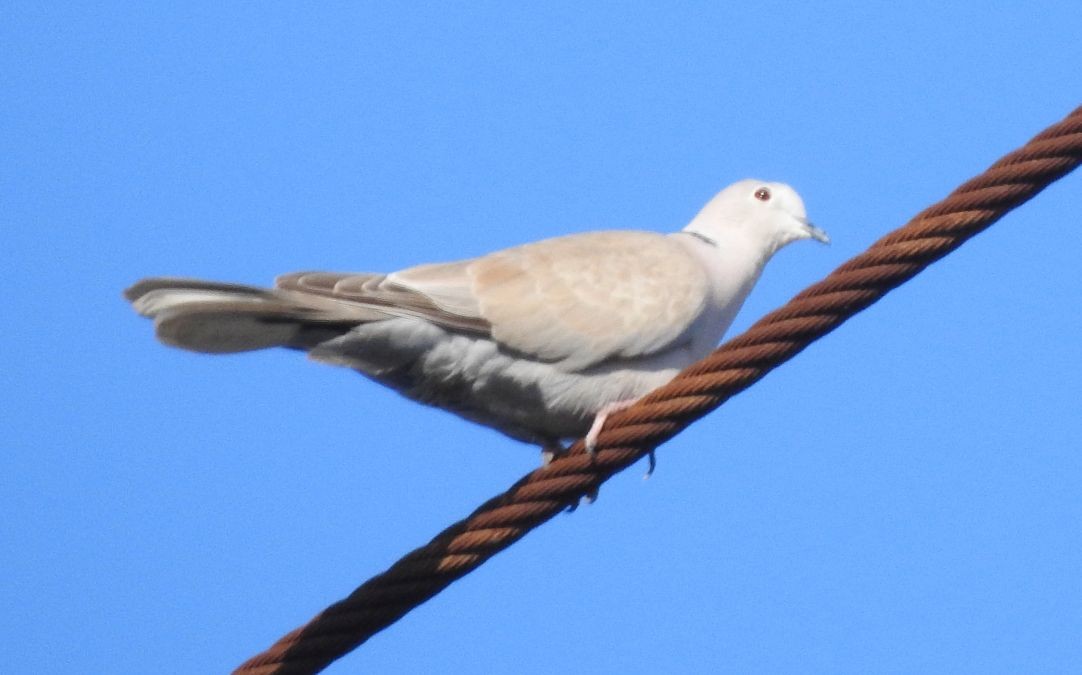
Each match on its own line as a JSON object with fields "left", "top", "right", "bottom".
{"left": 754, "top": 187, "right": 771, "bottom": 201}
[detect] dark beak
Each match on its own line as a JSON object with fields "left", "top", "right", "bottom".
{"left": 802, "top": 221, "right": 830, "bottom": 244}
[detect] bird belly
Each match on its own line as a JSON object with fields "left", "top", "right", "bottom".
{"left": 419, "top": 339, "right": 687, "bottom": 444}
{"left": 311, "top": 318, "right": 688, "bottom": 446}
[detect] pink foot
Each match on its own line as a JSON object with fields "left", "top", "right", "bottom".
{"left": 584, "top": 398, "right": 640, "bottom": 455}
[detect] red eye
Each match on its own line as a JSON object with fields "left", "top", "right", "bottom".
{"left": 754, "top": 187, "right": 771, "bottom": 201}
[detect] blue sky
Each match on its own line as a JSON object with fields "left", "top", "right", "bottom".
{"left": 3, "top": 3, "right": 1081, "bottom": 673}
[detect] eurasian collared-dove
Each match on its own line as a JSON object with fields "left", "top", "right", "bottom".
{"left": 126, "top": 179, "right": 828, "bottom": 457}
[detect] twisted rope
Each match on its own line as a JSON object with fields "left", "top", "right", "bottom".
{"left": 236, "top": 105, "right": 1082, "bottom": 674}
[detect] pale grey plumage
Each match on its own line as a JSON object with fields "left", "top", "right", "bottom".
{"left": 126, "top": 179, "right": 828, "bottom": 451}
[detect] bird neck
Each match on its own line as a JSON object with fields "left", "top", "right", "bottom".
{"left": 672, "top": 227, "right": 771, "bottom": 311}
{"left": 679, "top": 221, "right": 776, "bottom": 271}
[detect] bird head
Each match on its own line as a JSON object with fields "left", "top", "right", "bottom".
{"left": 684, "top": 179, "right": 829, "bottom": 254}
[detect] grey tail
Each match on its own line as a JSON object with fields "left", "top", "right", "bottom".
{"left": 124, "top": 277, "right": 369, "bottom": 353}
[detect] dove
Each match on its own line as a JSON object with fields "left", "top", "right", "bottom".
{"left": 126, "top": 179, "right": 828, "bottom": 460}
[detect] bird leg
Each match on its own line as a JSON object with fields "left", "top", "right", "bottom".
{"left": 584, "top": 398, "right": 641, "bottom": 456}
{"left": 550, "top": 399, "right": 641, "bottom": 511}
{"left": 584, "top": 399, "right": 658, "bottom": 479}
{"left": 540, "top": 441, "right": 566, "bottom": 466}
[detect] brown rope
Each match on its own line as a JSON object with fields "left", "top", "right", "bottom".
{"left": 235, "top": 105, "right": 1082, "bottom": 674}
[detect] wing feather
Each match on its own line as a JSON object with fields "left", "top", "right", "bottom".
{"left": 275, "top": 230, "right": 711, "bottom": 370}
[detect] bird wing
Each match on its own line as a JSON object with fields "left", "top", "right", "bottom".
{"left": 466, "top": 230, "right": 710, "bottom": 369}
{"left": 275, "top": 259, "right": 489, "bottom": 334}
{"left": 276, "top": 230, "right": 711, "bottom": 371}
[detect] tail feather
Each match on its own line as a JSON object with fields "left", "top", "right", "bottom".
{"left": 125, "top": 277, "right": 372, "bottom": 353}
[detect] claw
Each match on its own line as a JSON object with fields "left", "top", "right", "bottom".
{"left": 564, "top": 485, "right": 599, "bottom": 513}
{"left": 643, "top": 450, "right": 656, "bottom": 479}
